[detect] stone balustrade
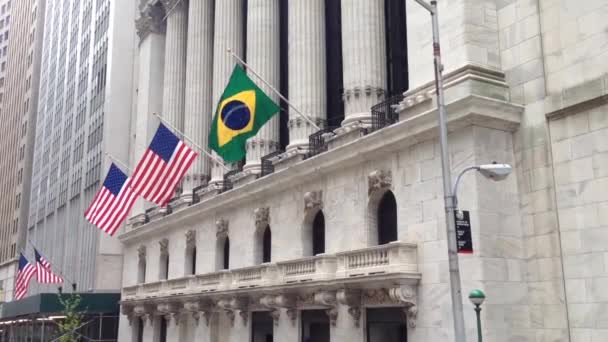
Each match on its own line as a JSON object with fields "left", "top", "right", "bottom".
{"left": 122, "top": 242, "right": 418, "bottom": 301}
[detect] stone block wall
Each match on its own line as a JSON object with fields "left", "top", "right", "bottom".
{"left": 550, "top": 103, "right": 608, "bottom": 341}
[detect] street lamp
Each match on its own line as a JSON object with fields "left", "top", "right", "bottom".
{"left": 453, "top": 163, "right": 513, "bottom": 209}
{"left": 411, "top": 0, "right": 512, "bottom": 341}
{"left": 468, "top": 289, "right": 486, "bottom": 342}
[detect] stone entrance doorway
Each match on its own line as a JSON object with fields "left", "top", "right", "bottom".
{"left": 367, "top": 308, "right": 407, "bottom": 342}
{"left": 252, "top": 311, "right": 274, "bottom": 342}
{"left": 301, "top": 310, "right": 330, "bottom": 342}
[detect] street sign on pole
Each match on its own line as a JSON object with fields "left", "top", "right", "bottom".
{"left": 455, "top": 210, "right": 473, "bottom": 254}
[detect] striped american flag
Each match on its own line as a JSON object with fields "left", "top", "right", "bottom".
{"left": 131, "top": 123, "right": 198, "bottom": 206}
{"left": 14, "top": 254, "right": 36, "bottom": 300}
{"left": 84, "top": 163, "right": 138, "bottom": 236}
{"left": 34, "top": 248, "right": 63, "bottom": 284}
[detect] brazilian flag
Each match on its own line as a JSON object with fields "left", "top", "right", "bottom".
{"left": 209, "top": 65, "right": 280, "bottom": 162}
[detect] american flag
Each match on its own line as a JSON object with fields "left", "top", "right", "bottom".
{"left": 84, "top": 163, "right": 138, "bottom": 236}
{"left": 34, "top": 249, "right": 63, "bottom": 284}
{"left": 14, "top": 254, "right": 36, "bottom": 300}
{"left": 131, "top": 123, "right": 198, "bottom": 206}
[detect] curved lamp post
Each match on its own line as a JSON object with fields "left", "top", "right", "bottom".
{"left": 468, "top": 289, "right": 486, "bottom": 342}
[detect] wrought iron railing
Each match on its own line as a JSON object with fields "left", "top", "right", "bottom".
{"left": 370, "top": 93, "right": 403, "bottom": 133}
{"left": 260, "top": 150, "right": 284, "bottom": 177}
{"left": 221, "top": 161, "right": 244, "bottom": 193}
{"left": 307, "top": 125, "right": 339, "bottom": 159}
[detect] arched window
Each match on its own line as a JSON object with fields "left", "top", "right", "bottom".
{"left": 185, "top": 247, "right": 196, "bottom": 276}
{"left": 223, "top": 238, "right": 230, "bottom": 270}
{"left": 312, "top": 211, "right": 326, "bottom": 255}
{"left": 137, "top": 259, "right": 146, "bottom": 284}
{"left": 262, "top": 225, "right": 271, "bottom": 263}
{"left": 377, "top": 191, "right": 398, "bottom": 245}
{"left": 159, "top": 253, "right": 169, "bottom": 280}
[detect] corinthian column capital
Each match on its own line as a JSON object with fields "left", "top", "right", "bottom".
{"left": 161, "top": 0, "right": 187, "bottom": 12}
{"left": 136, "top": 4, "right": 165, "bottom": 40}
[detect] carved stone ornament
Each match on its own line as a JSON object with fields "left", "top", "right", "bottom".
{"left": 202, "top": 311, "right": 212, "bottom": 327}
{"left": 216, "top": 218, "right": 228, "bottom": 239}
{"left": 337, "top": 289, "right": 362, "bottom": 328}
{"left": 286, "top": 308, "right": 298, "bottom": 326}
{"left": 368, "top": 169, "right": 392, "bottom": 195}
{"left": 185, "top": 230, "right": 196, "bottom": 250}
{"left": 361, "top": 287, "right": 418, "bottom": 328}
{"left": 254, "top": 207, "right": 270, "bottom": 232}
{"left": 314, "top": 291, "right": 337, "bottom": 306}
{"left": 183, "top": 301, "right": 202, "bottom": 325}
{"left": 326, "top": 307, "right": 338, "bottom": 327}
{"left": 137, "top": 245, "right": 146, "bottom": 261}
{"left": 303, "top": 191, "right": 323, "bottom": 212}
{"left": 225, "top": 310, "right": 235, "bottom": 327}
{"left": 159, "top": 238, "right": 169, "bottom": 256}
{"left": 121, "top": 305, "right": 135, "bottom": 326}
{"left": 270, "top": 309, "right": 281, "bottom": 326}
{"left": 239, "top": 310, "right": 249, "bottom": 326}
{"left": 348, "top": 307, "right": 362, "bottom": 328}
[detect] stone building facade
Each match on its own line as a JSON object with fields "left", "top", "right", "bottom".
{"left": 119, "top": 0, "right": 608, "bottom": 342}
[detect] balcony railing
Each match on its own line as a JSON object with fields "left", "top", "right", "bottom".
{"left": 260, "top": 150, "right": 284, "bottom": 177}
{"left": 123, "top": 242, "right": 418, "bottom": 300}
{"left": 221, "top": 161, "right": 245, "bottom": 193}
{"left": 307, "top": 125, "right": 339, "bottom": 159}
{"left": 369, "top": 94, "right": 403, "bottom": 133}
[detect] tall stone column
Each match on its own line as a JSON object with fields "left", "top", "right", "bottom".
{"left": 287, "top": 0, "right": 326, "bottom": 152}
{"left": 209, "top": 0, "right": 244, "bottom": 186}
{"left": 142, "top": 317, "right": 160, "bottom": 342}
{"left": 243, "top": 0, "right": 280, "bottom": 174}
{"left": 130, "top": 4, "right": 166, "bottom": 225}
{"left": 340, "top": 0, "right": 387, "bottom": 127}
{"left": 181, "top": 0, "right": 214, "bottom": 202}
{"left": 161, "top": 0, "right": 188, "bottom": 131}
{"left": 166, "top": 316, "right": 180, "bottom": 342}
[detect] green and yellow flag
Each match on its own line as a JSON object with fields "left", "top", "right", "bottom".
{"left": 209, "top": 65, "right": 280, "bottom": 162}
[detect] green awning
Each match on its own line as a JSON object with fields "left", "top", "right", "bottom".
{"left": 0, "top": 293, "right": 120, "bottom": 319}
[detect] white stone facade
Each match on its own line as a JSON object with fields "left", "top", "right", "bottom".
{"left": 120, "top": 0, "right": 608, "bottom": 341}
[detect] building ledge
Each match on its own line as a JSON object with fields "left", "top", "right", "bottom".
{"left": 545, "top": 74, "right": 608, "bottom": 120}
{"left": 120, "top": 64, "right": 523, "bottom": 243}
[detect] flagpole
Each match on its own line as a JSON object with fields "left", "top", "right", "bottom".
{"left": 152, "top": 113, "right": 231, "bottom": 172}
{"left": 227, "top": 48, "right": 323, "bottom": 131}
{"left": 105, "top": 153, "right": 132, "bottom": 173}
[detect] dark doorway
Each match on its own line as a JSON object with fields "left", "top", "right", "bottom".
{"left": 302, "top": 310, "right": 330, "bottom": 342}
{"left": 378, "top": 191, "right": 398, "bottom": 245}
{"left": 367, "top": 308, "right": 407, "bottom": 342}
{"left": 188, "top": 247, "right": 196, "bottom": 275}
{"left": 312, "top": 211, "right": 326, "bottom": 255}
{"left": 263, "top": 225, "right": 271, "bottom": 263}
{"left": 223, "top": 238, "right": 230, "bottom": 270}
{"left": 159, "top": 317, "right": 167, "bottom": 342}
{"left": 136, "top": 318, "right": 143, "bottom": 342}
{"left": 385, "top": 0, "right": 409, "bottom": 97}
{"left": 252, "top": 312, "right": 273, "bottom": 342}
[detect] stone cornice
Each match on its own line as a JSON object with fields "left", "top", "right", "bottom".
{"left": 119, "top": 65, "right": 522, "bottom": 244}
{"left": 544, "top": 75, "right": 608, "bottom": 120}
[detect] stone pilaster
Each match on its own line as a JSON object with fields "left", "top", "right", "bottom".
{"left": 209, "top": 0, "right": 244, "bottom": 186}
{"left": 182, "top": 0, "right": 214, "bottom": 200}
{"left": 244, "top": 0, "right": 281, "bottom": 174}
{"left": 287, "top": 0, "right": 326, "bottom": 152}
{"left": 131, "top": 4, "right": 166, "bottom": 220}
{"left": 340, "top": 0, "right": 387, "bottom": 127}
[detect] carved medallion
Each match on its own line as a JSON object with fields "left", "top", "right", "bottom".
{"left": 303, "top": 191, "right": 323, "bottom": 212}
{"left": 159, "top": 238, "right": 169, "bottom": 256}
{"left": 254, "top": 207, "right": 270, "bottom": 232}
{"left": 185, "top": 230, "right": 196, "bottom": 250}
